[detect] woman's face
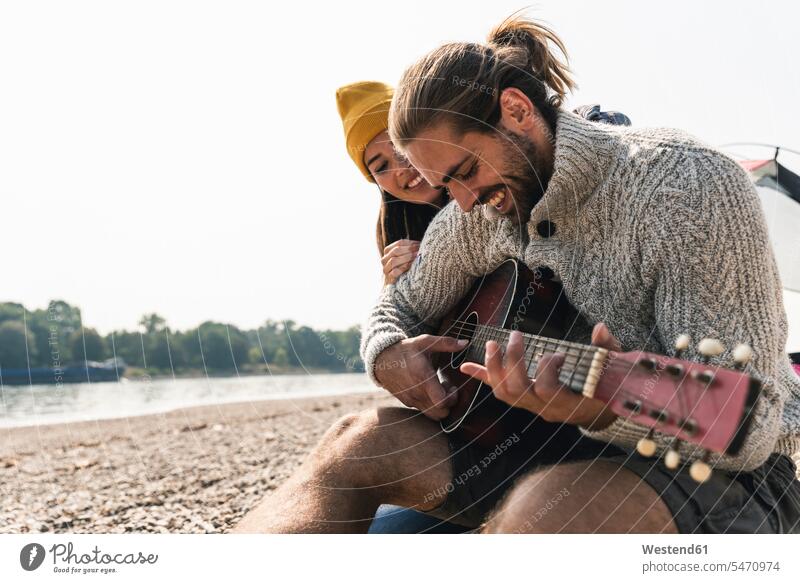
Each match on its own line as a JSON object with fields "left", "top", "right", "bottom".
{"left": 363, "top": 131, "right": 444, "bottom": 204}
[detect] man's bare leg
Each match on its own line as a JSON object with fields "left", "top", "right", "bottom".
{"left": 483, "top": 460, "right": 678, "bottom": 533}
{"left": 232, "top": 407, "right": 452, "bottom": 533}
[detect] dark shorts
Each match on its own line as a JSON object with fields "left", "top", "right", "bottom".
{"left": 424, "top": 418, "right": 800, "bottom": 533}
{"left": 619, "top": 450, "right": 800, "bottom": 533}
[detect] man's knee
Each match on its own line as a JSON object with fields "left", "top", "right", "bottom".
{"left": 322, "top": 410, "right": 374, "bottom": 447}
{"left": 486, "top": 461, "right": 588, "bottom": 533}
{"left": 317, "top": 407, "right": 406, "bottom": 456}
{"left": 309, "top": 407, "right": 418, "bottom": 485}
{"left": 307, "top": 406, "right": 450, "bottom": 501}
{"left": 485, "top": 460, "right": 676, "bottom": 534}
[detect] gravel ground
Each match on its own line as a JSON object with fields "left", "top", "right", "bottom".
{"left": 5, "top": 391, "right": 796, "bottom": 535}
{"left": 0, "top": 391, "right": 391, "bottom": 533}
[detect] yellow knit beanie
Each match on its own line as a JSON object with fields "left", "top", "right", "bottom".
{"left": 336, "top": 81, "right": 394, "bottom": 182}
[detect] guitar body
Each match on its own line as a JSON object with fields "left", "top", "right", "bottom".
{"left": 437, "top": 259, "right": 586, "bottom": 445}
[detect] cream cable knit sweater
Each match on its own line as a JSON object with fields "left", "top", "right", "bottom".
{"left": 360, "top": 111, "right": 800, "bottom": 471}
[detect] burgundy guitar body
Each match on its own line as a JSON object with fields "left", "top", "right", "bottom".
{"left": 437, "top": 259, "right": 583, "bottom": 447}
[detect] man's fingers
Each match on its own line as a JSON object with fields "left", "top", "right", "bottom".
{"left": 421, "top": 380, "right": 452, "bottom": 420}
{"left": 485, "top": 340, "right": 503, "bottom": 381}
{"left": 439, "top": 376, "right": 460, "bottom": 403}
{"left": 395, "top": 382, "right": 449, "bottom": 420}
{"left": 531, "top": 351, "right": 590, "bottom": 423}
{"left": 505, "top": 331, "right": 528, "bottom": 386}
{"left": 416, "top": 334, "right": 469, "bottom": 353}
{"left": 423, "top": 379, "right": 447, "bottom": 406}
{"left": 399, "top": 394, "right": 421, "bottom": 411}
{"left": 531, "top": 352, "right": 566, "bottom": 399}
{"left": 421, "top": 405, "right": 448, "bottom": 421}
{"left": 591, "top": 322, "right": 622, "bottom": 351}
{"left": 417, "top": 357, "right": 455, "bottom": 412}
{"left": 460, "top": 362, "right": 489, "bottom": 383}
{"left": 460, "top": 333, "right": 525, "bottom": 385}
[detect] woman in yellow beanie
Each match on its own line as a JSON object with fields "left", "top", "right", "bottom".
{"left": 336, "top": 81, "right": 447, "bottom": 285}
{"left": 336, "top": 81, "right": 632, "bottom": 286}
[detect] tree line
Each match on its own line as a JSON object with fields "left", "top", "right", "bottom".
{"left": 0, "top": 300, "right": 363, "bottom": 375}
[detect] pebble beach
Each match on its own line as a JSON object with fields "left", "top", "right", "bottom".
{"left": 0, "top": 391, "right": 393, "bottom": 534}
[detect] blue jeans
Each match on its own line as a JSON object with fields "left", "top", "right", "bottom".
{"left": 368, "top": 505, "right": 471, "bottom": 534}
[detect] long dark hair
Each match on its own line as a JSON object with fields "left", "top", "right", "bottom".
{"left": 375, "top": 190, "right": 443, "bottom": 254}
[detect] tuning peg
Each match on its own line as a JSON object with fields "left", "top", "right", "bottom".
{"left": 664, "top": 442, "right": 681, "bottom": 470}
{"left": 637, "top": 429, "right": 657, "bottom": 457}
{"left": 732, "top": 344, "right": 753, "bottom": 369}
{"left": 698, "top": 338, "right": 725, "bottom": 361}
{"left": 689, "top": 453, "right": 712, "bottom": 483}
{"left": 674, "top": 334, "right": 691, "bottom": 356}
{"left": 698, "top": 338, "right": 724, "bottom": 357}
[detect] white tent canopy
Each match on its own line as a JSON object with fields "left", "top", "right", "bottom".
{"left": 740, "top": 156, "right": 800, "bottom": 353}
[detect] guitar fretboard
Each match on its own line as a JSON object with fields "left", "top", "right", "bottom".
{"left": 454, "top": 323, "right": 603, "bottom": 393}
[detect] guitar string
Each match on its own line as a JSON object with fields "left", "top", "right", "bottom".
{"left": 457, "top": 329, "right": 708, "bottom": 414}
{"left": 444, "top": 318, "right": 736, "bottom": 397}
{"left": 444, "top": 318, "right": 702, "bottom": 381}
{"left": 441, "top": 321, "right": 737, "bottom": 445}
{"left": 445, "top": 320, "right": 712, "bottom": 425}
{"left": 445, "top": 319, "right": 634, "bottom": 379}
{"left": 456, "top": 329, "right": 665, "bottom": 405}
{"left": 451, "top": 338, "right": 704, "bottom": 439}
{"left": 448, "top": 344, "right": 703, "bottom": 441}
{"left": 448, "top": 318, "right": 612, "bottom": 356}
{"left": 448, "top": 319, "right": 599, "bottom": 359}
{"left": 458, "top": 330, "right": 640, "bottom": 386}
{"left": 447, "top": 318, "right": 598, "bottom": 352}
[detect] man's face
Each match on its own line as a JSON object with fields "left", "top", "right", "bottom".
{"left": 402, "top": 120, "right": 554, "bottom": 224}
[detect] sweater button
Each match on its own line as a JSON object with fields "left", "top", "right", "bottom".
{"left": 536, "top": 220, "right": 556, "bottom": 238}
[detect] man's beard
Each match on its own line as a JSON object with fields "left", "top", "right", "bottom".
{"left": 482, "top": 129, "right": 553, "bottom": 224}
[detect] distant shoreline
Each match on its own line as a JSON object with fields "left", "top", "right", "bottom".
{"left": 124, "top": 365, "right": 363, "bottom": 381}
{"left": 0, "top": 372, "right": 378, "bottom": 430}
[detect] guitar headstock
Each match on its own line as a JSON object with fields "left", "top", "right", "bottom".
{"left": 591, "top": 336, "right": 761, "bottom": 482}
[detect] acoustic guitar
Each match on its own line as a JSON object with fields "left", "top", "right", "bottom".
{"left": 436, "top": 259, "right": 761, "bottom": 482}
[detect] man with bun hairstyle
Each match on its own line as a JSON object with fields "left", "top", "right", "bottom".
{"left": 234, "top": 13, "right": 800, "bottom": 534}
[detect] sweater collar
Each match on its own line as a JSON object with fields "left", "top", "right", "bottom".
{"left": 530, "top": 110, "right": 618, "bottom": 223}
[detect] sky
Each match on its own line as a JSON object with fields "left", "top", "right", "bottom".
{"left": 1, "top": 0, "right": 798, "bottom": 334}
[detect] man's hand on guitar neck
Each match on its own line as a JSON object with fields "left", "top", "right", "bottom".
{"left": 374, "top": 335, "right": 468, "bottom": 420}
{"left": 460, "top": 323, "right": 620, "bottom": 431}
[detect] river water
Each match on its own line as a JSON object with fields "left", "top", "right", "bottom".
{"left": 0, "top": 373, "right": 378, "bottom": 428}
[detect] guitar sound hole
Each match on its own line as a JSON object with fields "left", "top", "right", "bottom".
{"left": 451, "top": 312, "right": 479, "bottom": 368}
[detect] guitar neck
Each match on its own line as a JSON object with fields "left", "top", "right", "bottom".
{"left": 464, "top": 324, "right": 606, "bottom": 395}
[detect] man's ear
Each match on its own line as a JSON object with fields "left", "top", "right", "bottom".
{"left": 498, "top": 87, "right": 538, "bottom": 131}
